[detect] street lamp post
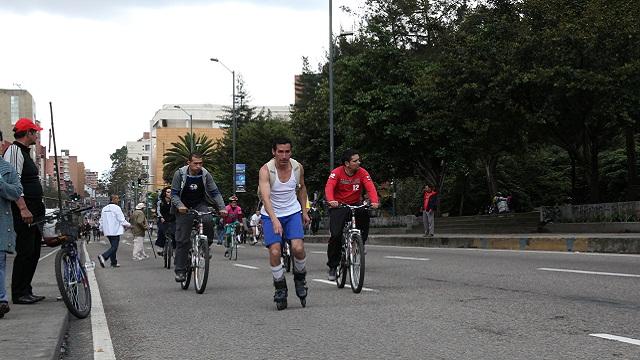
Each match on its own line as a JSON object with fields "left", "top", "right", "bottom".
{"left": 210, "top": 57, "right": 236, "bottom": 194}
{"left": 328, "top": 0, "right": 353, "bottom": 171}
{"left": 173, "top": 105, "right": 193, "bottom": 153}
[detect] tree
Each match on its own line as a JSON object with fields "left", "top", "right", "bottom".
{"left": 102, "top": 146, "right": 144, "bottom": 198}
{"left": 161, "top": 133, "right": 218, "bottom": 184}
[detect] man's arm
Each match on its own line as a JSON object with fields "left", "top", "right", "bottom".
{"left": 0, "top": 166, "right": 23, "bottom": 202}
{"left": 204, "top": 171, "right": 226, "bottom": 210}
{"left": 325, "top": 170, "right": 339, "bottom": 207}
{"left": 297, "top": 164, "right": 310, "bottom": 226}
{"left": 259, "top": 165, "right": 277, "bottom": 221}
{"left": 170, "top": 169, "right": 185, "bottom": 209}
{"left": 361, "top": 170, "right": 380, "bottom": 208}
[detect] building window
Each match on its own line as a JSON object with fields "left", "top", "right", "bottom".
{"left": 144, "top": 145, "right": 150, "bottom": 151}
{"left": 10, "top": 96, "right": 19, "bottom": 124}
{"left": 142, "top": 156, "right": 149, "bottom": 160}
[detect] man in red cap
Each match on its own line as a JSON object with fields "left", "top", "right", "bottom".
{"left": 2, "top": 118, "right": 47, "bottom": 305}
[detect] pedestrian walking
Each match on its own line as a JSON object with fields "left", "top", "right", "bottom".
{"left": 422, "top": 184, "right": 438, "bottom": 237}
{"left": 0, "top": 139, "right": 24, "bottom": 317}
{"left": 98, "top": 195, "right": 130, "bottom": 268}
{"left": 131, "top": 202, "right": 149, "bottom": 260}
{"left": 3, "top": 118, "right": 47, "bottom": 305}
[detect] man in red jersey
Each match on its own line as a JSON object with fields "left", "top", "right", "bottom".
{"left": 324, "top": 149, "right": 379, "bottom": 281}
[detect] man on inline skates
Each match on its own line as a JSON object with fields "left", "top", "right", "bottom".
{"left": 258, "top": 138, "right": 310, "bottom": 310}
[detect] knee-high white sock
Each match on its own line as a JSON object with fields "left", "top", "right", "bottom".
{"left": 294, "top": 257, "right": 306, "bottom": 273}
{"left": 271, "top": 264, "right": 284, "bottom": 281}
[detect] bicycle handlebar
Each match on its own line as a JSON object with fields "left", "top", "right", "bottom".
{"left": 186, "top": 208, "right": 219, "bottom": 217}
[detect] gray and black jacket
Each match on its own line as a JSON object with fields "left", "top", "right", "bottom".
{"left": 170, "top": 166, "right": 225, "bottom": 214}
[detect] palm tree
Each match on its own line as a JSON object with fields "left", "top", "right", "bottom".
{"left": 162, "top": 133, "right": 218, "bottom": 183}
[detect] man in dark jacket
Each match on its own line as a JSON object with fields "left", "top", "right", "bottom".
{"left": 2, "top": 118, "right": 47, "bottom": 304}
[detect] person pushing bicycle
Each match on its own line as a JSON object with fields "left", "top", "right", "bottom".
{"left": 170, "top": 153, "right": 226, "bottom": 283}
{"left": 324, "top": 149, "right": 379, "bottom": 281}
{"left": 258, "top": 137, "right": 310, "bottom": 310}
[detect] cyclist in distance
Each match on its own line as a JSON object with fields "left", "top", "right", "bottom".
{"left": 324, "top": 149, "right": 379, "bottom": 281}
{"left": 171, "top": 153, "right": 226, "bottom": 283}
{"left": 258, "top": 137, "right": 310, "bottom": 310}
{"left": 223, "top": 195, "right": 243, "bottom": 256}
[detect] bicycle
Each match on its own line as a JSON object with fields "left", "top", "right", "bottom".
{"left": 281, "top": 237, "right": 292, "bottom": 273}
{"left": 41, "top": 207, "right": 93, "bottom": 318}
{"left": 163, "top": 227, "right": 175, "bottom": 269}
{"left": 223, "top": 222, "right": 239, "bottom": 261}
{"left": 335, "top": 203, "right": 369, "bottom": 293}
{"left": 180, "top": 208, "right": 216, "bottom": 294}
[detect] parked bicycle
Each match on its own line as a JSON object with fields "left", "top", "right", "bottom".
{"left": 180, "top": 208, "right": 216, "bottom": 294}
{"left": 41, "top": 206, "right": 93, "bottom": 318}
{"left": 335, "top": 203, "right": 369, "bottom": 293}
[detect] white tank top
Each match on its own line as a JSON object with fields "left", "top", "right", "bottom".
{"left": 261, "top": 169, "right": 301, "bottom": 217}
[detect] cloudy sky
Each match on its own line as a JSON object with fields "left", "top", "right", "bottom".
{"left": 0, "top": 0, "right": 364, "bottom": 173}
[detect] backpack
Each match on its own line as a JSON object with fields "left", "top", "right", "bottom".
{"left": 257, "top": 158, "right": 301, "bottom": 201}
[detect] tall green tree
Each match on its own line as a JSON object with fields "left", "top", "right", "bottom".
{"left": 161, "top": 133, "right": 218, "bottom": 183}
{"left": 103, "top": 146, "right": 144, "bottom": 197}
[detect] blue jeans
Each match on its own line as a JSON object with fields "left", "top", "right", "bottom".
{"left": 0, "top": 251, "right": 7, "bottom": 302}
{"left": 102, "top": 236, "right": 120, "bottom": 266}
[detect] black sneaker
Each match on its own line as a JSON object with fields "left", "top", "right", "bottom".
{"left": 175, "top": 273, "right": 186, "bottom": 282}
{"left": 328, "top": 268, "right": 337, "bottom": 281}
{"left": 97, "top": 255, "right": 105, "bottom": 268}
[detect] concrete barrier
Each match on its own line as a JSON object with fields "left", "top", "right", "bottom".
{"left": 303, "top": 234, "right": 640, "bottom": 254}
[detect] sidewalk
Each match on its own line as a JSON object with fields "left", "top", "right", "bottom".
{"left": 1, "top": 249, "right": 69, "bottom": 360}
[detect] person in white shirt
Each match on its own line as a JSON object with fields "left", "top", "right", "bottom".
{"left": 249, "top": 209, "right": 261, "bottom": 245}
{"left": 97, "top": 195, "right": 130, "bottom": 268}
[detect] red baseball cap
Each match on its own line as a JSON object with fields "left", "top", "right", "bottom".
{"left": 13, "top": 118, "right": 43, "bottom": 132}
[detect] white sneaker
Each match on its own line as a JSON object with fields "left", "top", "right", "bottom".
{"left": 132, "top": 256, "right": 143, "bottom": 261}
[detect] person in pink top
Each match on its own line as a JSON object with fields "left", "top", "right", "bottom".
{"left": 223, "top": 196, "right": 243, "bottom": 256}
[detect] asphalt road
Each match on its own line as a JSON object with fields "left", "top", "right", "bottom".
{"left": 62, "top": 238, "right": 640, "bottom": 359}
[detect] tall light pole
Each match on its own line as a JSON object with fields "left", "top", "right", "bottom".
{"left": 329, "top": 0, "right": 335, "bottom": 170}
{"left": 173, "top": 105, "right": 193, "bottom": 153}
{"left": 210, "top": 57, "right": 236, "bottom": 194}
{"left": 328, "top": 0, "right": 353, "bottom": 170}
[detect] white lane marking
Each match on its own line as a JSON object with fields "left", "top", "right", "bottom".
{"left": 537, "top": 268, "right": 640, "bottom": 278}
{"left": 312, "top": 279, "right": 378, "bottom": 292}
{"left": 38, "top": 248, "right": 60, "bottom": 261}
{"left": 233, "top": 264, "right": 259, "bottom": 270}
{"left": 590, "top": 334, "right": 640, "bottom": 346}
{"left": 385, "top": 256, "right": 430, "bottom": 261}
{"left": 310, "top": 251, "right": 325, "bottom": 254}
{"left": 82, "top": 242, "right": 116, "bottom": 360}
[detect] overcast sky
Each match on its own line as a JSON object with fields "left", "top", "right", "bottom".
{"left": 0, "top": 0, "right": 363, "bottom": 174}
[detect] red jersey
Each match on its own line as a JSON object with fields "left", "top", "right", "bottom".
{"left": 325, "top": 166, "right": 379, "bottom": 205}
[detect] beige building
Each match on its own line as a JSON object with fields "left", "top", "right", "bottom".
{"left": 149, "top": 103, "right": 291, "bottom": 191}
{"left": 0, "top": 89, "right": 45, "bottom": 181}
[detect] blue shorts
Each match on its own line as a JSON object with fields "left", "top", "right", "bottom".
{"left": 262, "top": 212, "right": 304, "bottom": 248}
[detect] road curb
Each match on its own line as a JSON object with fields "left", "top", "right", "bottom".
{"left": 303, "top": 234, "right": 640, "bottom": 254}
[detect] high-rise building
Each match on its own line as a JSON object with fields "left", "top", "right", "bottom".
{"left": 0, "top": 89, "right": 44, "bottom": 179}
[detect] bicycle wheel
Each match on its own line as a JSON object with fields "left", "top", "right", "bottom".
{"left": 348, "top": 233, "right": 365, "bottom": 293}
{"left": 232, "top": 235, "right": 238, "bottom": 261}
{"left": 193, "top": 237, "right": 210, "bottom": 294}
{"left": 228, "top": 231, "right": 235, "bottom": 261}
{"left": 164, "top": 234, "right": 173, "bottom": 269}
{"left": 55, "top": 246, "right": 92, "bottom": 319}
{"left": 336, "top": 243, "right": 347, "bottom": 288}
